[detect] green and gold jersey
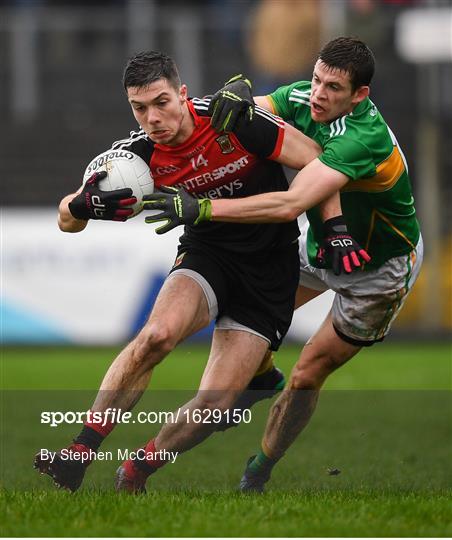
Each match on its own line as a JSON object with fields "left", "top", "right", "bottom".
{"left": 268, "top": 81, "right": 420, "bottom": 269}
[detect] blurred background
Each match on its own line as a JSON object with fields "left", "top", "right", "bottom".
{"left": 2, "top": 0, "right": 451, "bottom": 345}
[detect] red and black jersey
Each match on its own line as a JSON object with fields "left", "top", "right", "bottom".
{"left": 111, "top": 97, "right": 299, "bottom": 254}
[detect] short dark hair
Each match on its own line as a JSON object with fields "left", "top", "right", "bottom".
{"left": 122, "top": 51, "right": 181, "bottom": 91}
{"left": 318, "top": 37, "right": 375, "bottom": 90}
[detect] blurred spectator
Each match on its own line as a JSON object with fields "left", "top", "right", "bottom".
{"left": 246, "top": 0, "right": 320, "bottom": 94}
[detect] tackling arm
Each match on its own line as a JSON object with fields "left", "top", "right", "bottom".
{"left": 144, "top": 160, "right": 347, "bottom": 229}
{"left": 254, "top": 95, "right": 344, "bottom": 222}
{"left": 317, "top": 191, "right": 343, "bottom": 222}
{"left": 209, "top": 157, "right": 349, "bottom": 224}
{"left": 276, "top": 122, "right": 321, "bottom": 170}
{"left": 143, "top": 143, "right": 348, "bottom": 228}
{"left": 254, "top": 96, "right": 342, "bottom": 232}
{"left": 249, "top": 96, "right": 345, "bottom": 222}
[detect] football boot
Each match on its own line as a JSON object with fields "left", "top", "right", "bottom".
{"left": 239, "top": 455, "right": 272, "bottom": 494}
{"left": 33, "top": 443, "right": 91, "bottom": 492}
{"left": 115, "top": 455, "right": 155, "bottom": 494}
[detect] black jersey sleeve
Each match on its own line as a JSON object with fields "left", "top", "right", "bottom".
{"left": 110, "top": 129, "right": 154, "bottom": 162}
{"left": 232, "top": 105, "right": 285, "bottom": 159}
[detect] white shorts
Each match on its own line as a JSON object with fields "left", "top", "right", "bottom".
{"left": 298, "top": 222, "right": 423, "bottom": 345}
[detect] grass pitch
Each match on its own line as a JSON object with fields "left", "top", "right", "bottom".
{"left": 1, "top": 342, "right": 451, "bottom": 537}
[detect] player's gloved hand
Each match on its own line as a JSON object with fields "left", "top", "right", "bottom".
{"left": 208, "top": 74, "right": 254, "bottom": 132}
{"left": 68, "top": 171, "right": 137, "bottom": 221}
{"left": 316, "top": 215, "right": 371, "bottom": 275}
{"left": 142, "top": 186, "right": 212, "bottom": 234}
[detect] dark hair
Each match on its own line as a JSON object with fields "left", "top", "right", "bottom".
{"left": 122, "top": 51, "right": 181, "bottom": 91}
{"left": 318, "top": 37, "right": 375, "bottom": 90}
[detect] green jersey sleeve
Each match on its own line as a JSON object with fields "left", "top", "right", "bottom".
{"left": 268, "top": 81, "right": 312, "bottom": 122}
{"left": 319, "top": 136, "right": 375, "bottom": 180}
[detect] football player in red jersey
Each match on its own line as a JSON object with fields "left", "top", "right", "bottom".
{"left": 35, "top": 51, "right": 367, "bottom": 493}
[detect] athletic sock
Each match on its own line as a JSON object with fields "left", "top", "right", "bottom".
{"left": 248, "top": 448, "right": 280, "bottom": 475}
{"left": 133, "top": 439, "right": 167, "bottom": 476}
{"left": 121, "top": 456, "right": 153, "bottom": 480}
{"left": 74, "top": 410, "right": 116, "bottom": 453}
{"left": 255, "top": 351, "right": 275, "bottom": 376}
{"left": 74, "top": 426, "right": 105, "bottom": 453}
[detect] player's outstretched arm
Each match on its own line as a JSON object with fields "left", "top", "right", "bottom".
{"left": 143, "top": 160, "right": 348, "bottom": 231}
{"left": 142, "top": 122, "right": 323, "bottom": 233}
{"left": 142, "top": 125, "right": 341, "bottom": 231}
{"left": 209, "top": 159, "right": 349, "bottom": 223}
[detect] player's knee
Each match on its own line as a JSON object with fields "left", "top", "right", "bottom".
{"left": 290, "top": 364, "right": 319, "bottom": 390}
{"left": 194, "top": 390, "right": 237, "bottom": 415}
{"left": 132, "top": 324, "right": 176, "bottom": 368}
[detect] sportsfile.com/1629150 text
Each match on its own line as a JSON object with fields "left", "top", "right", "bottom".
{"left": 40, "top": 408, "right": 252, "bottom": 428}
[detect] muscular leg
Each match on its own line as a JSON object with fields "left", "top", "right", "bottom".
{"left": 262, "top": 310, "right": 361, "bottom": 459}
{"left": 92, "top": 274, "right": 210, "bottom": 413}
{"left": 239, "top": 281, "right": 356, "bottom": 490}
{"left": 154, "top": 329, "right": 269, "bottom": 454}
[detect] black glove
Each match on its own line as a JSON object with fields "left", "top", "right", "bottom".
{"left": 316, "top": 216, "right": 371, "bottom": 275}
{"left": 208, "top": 74, "right": 255, "bottom": 132}
{"left": 68, "top": 171, "right": 137, "bottom": 221}
{"left": 142, "top": 186, "right": 212, "bottom": 234}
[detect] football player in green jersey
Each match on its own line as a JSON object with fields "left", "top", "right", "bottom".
{"left": 144, "top": 37, "right": 423, "bottom": 492}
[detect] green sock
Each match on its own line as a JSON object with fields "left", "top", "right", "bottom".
{"left": 248, "top": 449, "right": 279, "bottom": 474}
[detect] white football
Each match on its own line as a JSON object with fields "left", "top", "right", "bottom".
{"left": 83, "top": 149, "right": 154, "bottom": 218}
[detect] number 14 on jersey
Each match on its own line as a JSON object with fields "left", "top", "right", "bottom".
{"left": 190, "top": 154, "right": 208, "bottom": 171}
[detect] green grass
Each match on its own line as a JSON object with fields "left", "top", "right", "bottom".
{"left": 1, "top": 343, "right": 451, "bottom": 537}
{"left": 2, "top": 342, "right": 451, "bottom": 390}
{"left": 2, "top": 490, "right": 451, "bottom": 537}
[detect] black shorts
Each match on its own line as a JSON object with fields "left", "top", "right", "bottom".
{"left": 169, "top": 241, "right": 300, "bottom": 350}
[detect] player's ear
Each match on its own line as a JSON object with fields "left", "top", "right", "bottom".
{"left": 352, "top": 85, "right": 369, "bottom": 106}
{"left": 179, "top": 84, "right": 188, "bottom": 103}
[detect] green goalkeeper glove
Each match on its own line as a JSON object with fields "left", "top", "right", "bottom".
{"left": 208, "top": 74, "right": 254, "bottom": 132}
{"left": 142, "top": 186, "right": 212, "bottom": 234}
